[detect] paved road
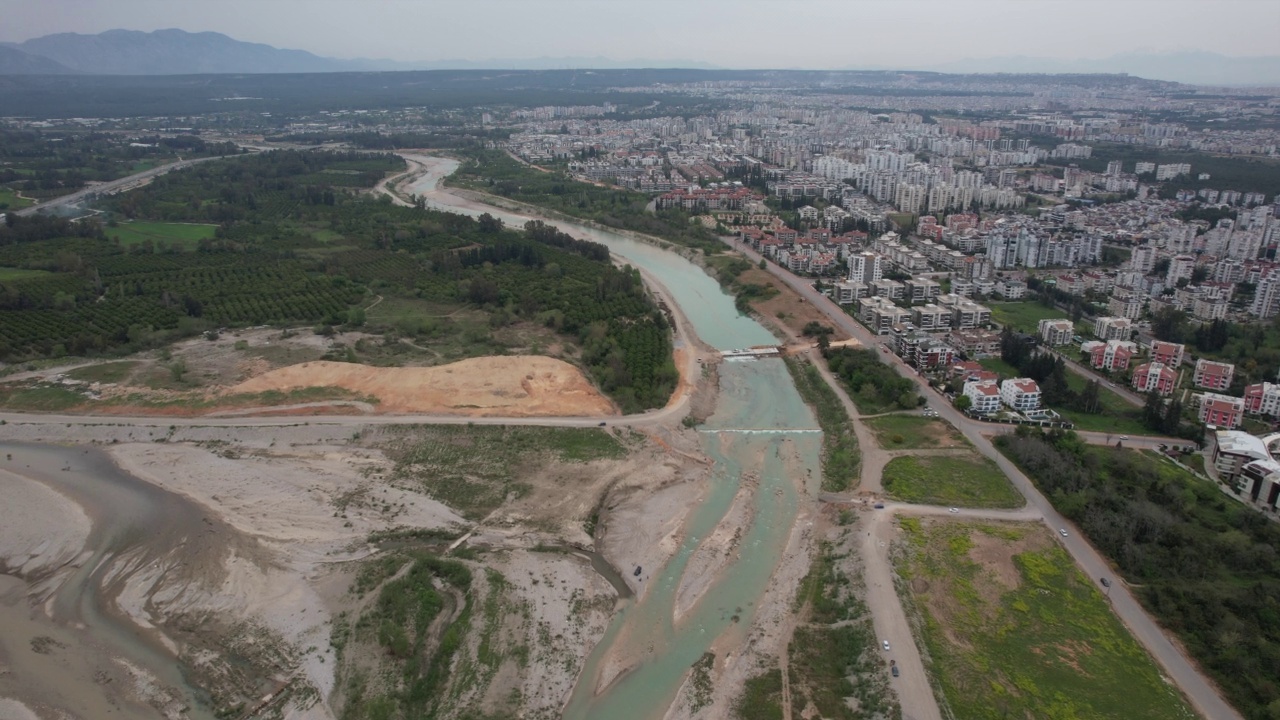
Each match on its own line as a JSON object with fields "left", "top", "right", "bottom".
{"left": 15, "top": 155, "right": 227, "bottom": 218}
{"left": 726, "top": 237, "right": 1241, "bottom": 720}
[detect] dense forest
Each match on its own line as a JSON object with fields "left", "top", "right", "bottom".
{"left": 0, "top": 150, "right": 676, "bottom": 412}
{"left": 997, "top": 428, "right": 1280, "bottom": 720}
{"left": 450, "top": 148, "right": 724, "bottom": 252}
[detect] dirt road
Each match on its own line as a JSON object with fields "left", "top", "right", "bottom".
{"left": 728, "top": 236, "right": 1239, "bottom": 720}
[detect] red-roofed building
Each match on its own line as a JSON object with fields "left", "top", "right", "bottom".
{"left": 1198, "top": 393, "right": 1244, "bottom": 429}
{"left": 1132, "top": 362, "right": 1176, "bottom": 395}
{"left": 963, "top": 379, "right": 1001, "bottom": 414}
{"left": 1193, "top": 359, "right": 1235, "bottom": 391}
{"left": 1082, "top": 340, "right": 1136, "bottom": 372}
{"left": 1001, "top": 378, "right": 1042, "bottom": 412}
{"left": 1245, "top": 383, "right": 1280, "bottom": 417}
{"left": 1150, "top": 341, "right": 1185, "bottom": 368}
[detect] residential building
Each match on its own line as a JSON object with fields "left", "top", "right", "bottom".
{"left": 1001, "top": 378, "right": 1043, "bottom": 412}
{"left": 1194, "top": 359, "right": 1235, "bottom": 391}
{"left": 1252, "top": 268, "right": 1280, "bottom": 319}
{"left": 963, "top": 379, "right": 1002, "bottom": 414}
{"left": 847, "top": 251, "right": 883, "bottom": 284}
{"left": 1038, "top": 318, "right": 1074, "bottom": 346}
{"left": 1132, "top": 362, "right": 1177, "bottom": 395}
{"left": 870, "top": 279, "right": 906, "bottom": 300}
{"left": 993, "top": 279, "right": 1027, "bottom": 300}
{"left": 1166, "top": 254, "right": 1196, "bottom": 285}
{"left": 1108, "top": 291, "right": 1145, "bottom": 320}
{"left": 947, "top": 328, "right": 1001, "bottom": 358}
{"left": 1198, "top": 392, "right": 1245, "bottom": 429}
{"left": 832, "top": 280, "right": 870, "bottom": 305}
{"left": 1081, "top": 339, "right": 1137, "bottom": 371}
{"left": 858, "top": 296, "right": 911, "bottom": 334}
{"left": 1093, "top": 316, "right": 1133, "bottom": 341}
{"left": 1245, "top": 382, "right": 1280, "bottom": 418}
{"left": 936, "top": 293, "right": 991, "bottom": 329}
{"left": 905, "top": 277, "right": 941, "bottom": 304}
{"left": 912, "top": 304, "right": 951, "bottom": 332}
{"left": 1150, "top": 340, "right": 1185, "bottom": 368}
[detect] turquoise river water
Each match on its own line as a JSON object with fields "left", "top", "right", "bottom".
{"left": 408, "top": 158, "right": 821, "bottom": 719}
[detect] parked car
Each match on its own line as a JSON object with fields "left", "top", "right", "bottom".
{"left": 1059, "top": 528, "right": 1069, "bottom": 537}
{"left": 891, "top": 665, "right": 900, "bottom": 677}
{"left": 882, "top": 640, "right": 890, "bottom": 651}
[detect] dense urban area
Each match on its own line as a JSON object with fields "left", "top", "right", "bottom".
{"left": 4, "top": 64, "right": 1280, "bottom": 720}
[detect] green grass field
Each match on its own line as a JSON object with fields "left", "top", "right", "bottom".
{"left": 0, "top": 188, "right": 34, "bottom": 211}
{"left": 864, "top": 414, "right": 968, "bottom": 450}
{"left": 0, "top": 267, "right": 51, "bottom": 281}
{"left": 66, "top": 361, "right": 139, "bottom": 384}
{"left": 882, "top": 453, "right": 1023, "bottom": 508}
{"left": 106, "top": 221, "right": 218, "bottom": 249}
{"left": 989, "top": 302, "right": 1068, "bottom": 334}
{"left": 980, "top": 357, "right": 1149, "bottom": 434}
{"left": 978, "top": 357, "right": 1022, "bottom": 378}
{"left": 898, "top": 519, "right": 1196, "bottom": 720}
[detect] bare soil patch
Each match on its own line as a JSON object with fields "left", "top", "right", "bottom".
{"left": 228, "top": 356, "right": 615, "bottom": 416}
{"left": 736, "top": 267, "right": 850, "bottom": 342}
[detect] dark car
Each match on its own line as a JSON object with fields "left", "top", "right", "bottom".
{"left": 891, "top": 665, "right": 900, "bottom": 678}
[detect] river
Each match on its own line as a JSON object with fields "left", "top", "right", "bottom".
{"left": 406, "top": 157, "right": 821, "bottom": 719}
{"left": 0, "top": 443, "right": 224, "bottom": 719}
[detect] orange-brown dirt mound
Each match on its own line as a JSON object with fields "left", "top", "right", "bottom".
{"left": 226, "top": 356, "right": 615, "bottom": 416}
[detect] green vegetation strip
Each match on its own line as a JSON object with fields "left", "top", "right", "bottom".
{"left": 379, "top": 425, "right": 628, "bottom": 520}
{"left": 898, "top": 519, "right": 1196, "bottom": 720}
{"left": 863, "top": 414, "right": 968, "bottom": 450}
{"left": 997, "top": 428, "right": 1280, "bottom": 719}
{"left": 451, "top": 148, "right": 724, "bottom": 253}
{"left": 106, "top": 221, "right": 218, "bottom": 249}
{"left": 882, "top": 453, "right": 1023, "bottom": 508}
{"left": 824, "top": 346, "right": 918, "bottom": 415}
{"left": 988, "top": 301, "right": 1068, "bottom": 334}
{"left": 784, "top": 356, "right": 859, "bottom": 492}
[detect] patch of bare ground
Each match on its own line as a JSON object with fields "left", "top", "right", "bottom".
{"left": 228, "top": 356, "right": 615, "bottom": 416}
{"left": 735, "top": 266, "right": 849, "bottom": 342}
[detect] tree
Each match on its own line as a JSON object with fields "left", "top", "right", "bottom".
{"left": 954, "top": 394, "right": 972, "bottom": 412}
{"left": 1151, "top": 307, "right": 1188, "bottom": 343}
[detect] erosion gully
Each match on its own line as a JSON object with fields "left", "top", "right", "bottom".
{"left": 408, "top": 157, "right": 821, "bottom": 719}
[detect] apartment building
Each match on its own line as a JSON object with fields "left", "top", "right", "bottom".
{"left": 905, "top": 277, "right": 942, "bottom": 304}
{"left": 1108, "top": 291, "right": 1145, "bottom": 320}
{"left": 1081, "top": 340, "right": 1137, "bottom": 372}
{"left": 963, "top": 379, "right": 1002, "bottom": 414}
{"left": 1037, "top": 318, "right": 1074, "bottom": 346}
{"left": 1245, "top": 382, "right": 1280, "bottom": 418}
{"left": 1194, "top": 359, "right": 1235, "bottom": 391}
{"left": 1001, "top": 378, "right": 1043, "bottom": 412}
{"left": 1093, "top": 316, "right": 1133, "bottom": 341}
{"left": 1150, "top": 340, "right": 1185, "bottom": 368}
{"left": 993, "top": 279, "right": 1027, "bottom": 300}
{"left": 912, "top": 304, "right": 952, "bottom": 332}
{"left": 947, "top": 328, "right": 1001, "bottom": 358}
{"left": 936, "top": 293, "right": 991, "bottom": 329}
{"left": 1198, "top": 392, "right": 1245, "bottom": 429}
{"left": 847, "top": 251, "right": 884, "bottom": 284}
{"left": 858, "top": 296, "right": 911, "bottom": 334}
{"left": 1132, "top": 362, "right": 1177, "bottom": 395}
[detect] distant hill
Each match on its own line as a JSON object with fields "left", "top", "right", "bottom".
{"left": 1, "top": 28, "right": 718, "bottom": 76}
{"left": 935, "top": 51, "right": 1280, "bottom": 87}
{"left": 9, "top": 28, "right": 350, "bottom": 75}
{"left": 0, "top": 45, "right": 74, "bottom": 74}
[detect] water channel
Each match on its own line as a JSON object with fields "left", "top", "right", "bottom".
{"left": 407, "top": 158, "right": 822, "bottom": 719}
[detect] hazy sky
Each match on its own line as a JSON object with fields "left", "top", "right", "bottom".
{"left": 4, "top": 0, "right": 1278, "bottom": 67}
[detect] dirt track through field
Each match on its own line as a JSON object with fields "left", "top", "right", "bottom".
{"left": 227, "top": 356, "right": 615, "bottom": 416}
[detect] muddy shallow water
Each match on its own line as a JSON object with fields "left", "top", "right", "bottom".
{"left": 0, "top": 442, "right": 252, "bottom": 719}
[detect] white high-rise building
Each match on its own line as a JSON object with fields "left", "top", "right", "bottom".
{"left": 848, "top": 251, "right": 884, "bottom": 283}
{"left": 1252, "top": 269, "right": 1280, "bottom": 319}
{"left": 1129, "top": 244, "right": 1157, "bottom": 274}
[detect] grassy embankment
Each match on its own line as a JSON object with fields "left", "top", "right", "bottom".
{"left": 784, "top": 355, "right": 860, "bottom": 492}
{"left": 882, "top": 453, "right": 1023, "bottom": 508}
{"left": 897, "top": 518, "right": 1196, "bottom": 720}
{"left": 105, "top": 221, "right": 218, "bottom": 249}
{"left": 863, "top": 414, "right": 968, "bottom": 450}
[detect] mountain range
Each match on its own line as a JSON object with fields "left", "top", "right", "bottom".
{"left": 1, "top": 28, "right": 1278, "bottom": 86}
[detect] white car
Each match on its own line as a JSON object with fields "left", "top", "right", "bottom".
{"left": 948, "top": 507, "right": 959, "bottom": 514}
{"left": 882, "top": 640, "right": 890, "bottom": 651}
{"left": 1059, "top": 528, "right": 1069, "bottom": 537}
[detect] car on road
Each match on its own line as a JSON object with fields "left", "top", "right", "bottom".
{"left": 1059, "top": 528, "right": 1069, "bottom": 537}
{"left": 948, "top": 507, "right": 959, "bottom": 514}
{"left": 891, "top": 665, "right": 900, "bottom": 677}
{"left": 882, "top": 640, "right": 890, "bottom": 651}
{"left": 1118, "top": 435, "right": 1128, "bottom": 441}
